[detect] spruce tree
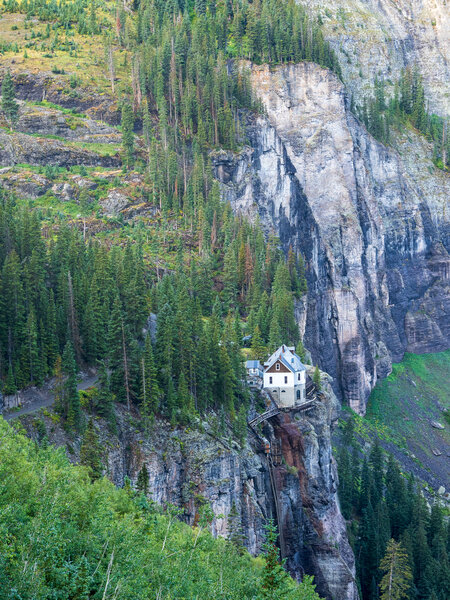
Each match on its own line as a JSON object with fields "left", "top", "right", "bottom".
{"left": 62, "top": 340, "right": 81, "bottom": 430}
{"left": 1, "top": 70, "right": 18, "bottom": 127}
{"left": 3, "top": 364, "right": 17, "bottom": 395}
{"left": 107, "top": 295, "right": 126, "bottom": 402}
{"left": 80, "top": 418, "right": 103, "bottom": 481}
{"left": 313, "top": 366, "right": 321, "bottom": 391}
{"left": 250, "top": 324, "right": 266, "bottom": 362}
{"left": 379, "top": 539, "right": 412, "bottom": 600}
{"left": 260, "top": 519, "right": 301, "bottom": 599}
{"left": 136, "top": 463, "right": 150, "bottom": 495}
{"left": 140, "top": 335, "right": 160, "bottom": 424}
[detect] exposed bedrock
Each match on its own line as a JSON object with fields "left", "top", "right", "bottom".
{"left": 212, "top": 62, "right": 449, "bottom": 414}
{"left": 18, "top": 375, "right": 357, "bottom": 600}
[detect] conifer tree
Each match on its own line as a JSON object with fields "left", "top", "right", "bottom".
{"left": 140, "top": 336, "right": 160, "bottom": 422}
{"left": 3, "top": 364, "right": 16, "bottom": 395}
{"left": 313, "top": 366, "right": 321, "bottom": 390}
{"left": 233, "top": 403, "right": 248, "bottom": 446}
{"left": 228, "top": 501, "right": 245, "bottom": 553}
{"left": 1, "top": 70, "right": 18, "bottom": 127}
{"left": 379, "top": 540, "right": 412, "bottom": 600}
{"left": 107, "top": 295, "right": 126, "bottom": 402}
{"left": 250, "top": 324, "right": 266, "bottom": 362}
{"left": 136, "top": 463, "right": 150, "bottom": 495}
{"left": 80, "top": 418, "right": 103, "bottom": 481}
{"left": 62, "top": 340, "right": 81, "bottom": 430}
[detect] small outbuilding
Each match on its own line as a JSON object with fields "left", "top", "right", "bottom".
{"left": 245, "top": 360, "right": 263, "bottom": 388}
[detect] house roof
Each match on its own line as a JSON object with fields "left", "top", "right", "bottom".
{"left": 264, "top": 345, "right": 306, "bottom": 373}
{"left": 246, "top": 360, "right": 262, "bottom": 369}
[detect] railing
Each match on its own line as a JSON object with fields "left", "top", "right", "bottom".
{"left": 248, "top": 406, "right": 281, "bottom": 428}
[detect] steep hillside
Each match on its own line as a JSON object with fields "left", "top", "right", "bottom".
{"left": 0, "top": 416, "right": 326, "bottom": 599}
{"left": 9, "top": 373, "right": 359, "bottom": 600}
{"left": 366, "top": 350, "right": 450, "bottom": 489}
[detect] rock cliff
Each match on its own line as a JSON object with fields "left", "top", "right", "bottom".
{"left": 18, "top": 377, "right": 358, "bottom": 600}
{"left": 213, "top": 63, "right": 449, "bottom": 413}
{"left": 307, "top": 0, "right": 449, "bottom": 116}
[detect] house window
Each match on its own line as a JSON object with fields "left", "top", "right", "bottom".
{"left": 269, "top": 376, "right": 273, "bottom": 384}
{"left": 276, "top": 363, "right": 280, "bottom": 371}
{"left": 297, "top": 390, "right": 300, "bottom": 400}
{"left": 284, "top": 376, "right": 288, "bottom": 384}
{"left": 298, "top": 373, "right": 301, "bottom": 381}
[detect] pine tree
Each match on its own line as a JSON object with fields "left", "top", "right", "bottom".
{"left": 80, "top": 418, "right": 103, "bottom": 481}
{"left": 313, "top": 366, "right": 321, "bottom": 391}
{"left": 228, "top": 501, "right": 245, "bottom": 553}
{"left": 136, "top": 463, "right": 150, "bottom": 495}
{"left": 250, "top": 324, "right": 266, "bottom": 362}
{"left": 1, "top": 70, "right": 18, "bottom": 127}
{"left": 379, "top": 539, "right": 412, "bottom": 600}
{"left": 260, "top": 519, "right": 293, "bottom": 599}
{"left": 61, "top": 341, "right": 81, "bottom": 430}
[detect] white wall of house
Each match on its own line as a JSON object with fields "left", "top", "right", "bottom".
{"left": 264, "top": 370, "right": 295, "bottom": 388}
{"left": 264, "top": 370, "right": 306, "bottom": 407}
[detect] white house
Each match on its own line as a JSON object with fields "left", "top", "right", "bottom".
{"left": 263, "top": 345, "right": 306, "bottom": 408}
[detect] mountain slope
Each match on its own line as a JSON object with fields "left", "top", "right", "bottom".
{"left": 215, "top": 62, "right": 449, "bottom": 413}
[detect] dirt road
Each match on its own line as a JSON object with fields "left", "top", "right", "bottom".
{"left": 2, "top": 375, "right": 98, "bottom": 421}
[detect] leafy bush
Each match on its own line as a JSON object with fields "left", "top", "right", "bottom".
{"left": 0, "top": 418, "right": 322, "bottom": 599}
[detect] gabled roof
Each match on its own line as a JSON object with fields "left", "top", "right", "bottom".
{"left": 264, "top": 345, "right": 306, "bottom": 373}
{"left": 246, "top": 360, "right": 262, "bottom": 369}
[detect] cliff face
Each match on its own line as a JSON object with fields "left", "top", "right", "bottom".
{"left": 19, "top": 378, "right": 358, "bottom": 600}
{"left": 307, "top": 0, "right": 449, "bottom": 116}
{"left": 213, "top": 63, "right": 449, "bottom": 414}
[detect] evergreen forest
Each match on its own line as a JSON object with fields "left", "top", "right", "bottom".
{"left": 337, "top": 420, "right": 450, "bottom": 600}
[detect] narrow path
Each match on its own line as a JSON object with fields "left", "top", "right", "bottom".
{"left": 2, "top": 375, "right": 98, "bottom": 421}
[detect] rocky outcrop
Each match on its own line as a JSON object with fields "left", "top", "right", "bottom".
{"left": 0, "top": 168, "right": 52, "bottom": 198}
{"left": 14, "top": 104, "right": 122, "bottom": 144}
{"left": 0, "top": 70, "right": 120, "bottom": 124}
{"left": 213, "top": 63, "right": 449, "bottom": 413}
{"left": 0, "top": 130, "right": 120, "bottom": 167}
{"left": 263, "top": 373, "right": 358, "bottom": 600}
{"left": 18, "top": 378, "right": 358, "bottom": 600}
{"left": 307, "top": 0, "right": 449, "bottom": 116}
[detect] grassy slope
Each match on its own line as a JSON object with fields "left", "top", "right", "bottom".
{"left": 365, "top": 351, "right": 450, "bottom": 489}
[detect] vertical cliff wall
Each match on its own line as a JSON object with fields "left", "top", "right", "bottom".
{"left": 213, "top": 63, "right": 449, "bottom": 413}
{"left": 19, "top": 378, "right": 358, "bottom": 600}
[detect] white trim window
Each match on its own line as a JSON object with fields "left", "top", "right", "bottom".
{"left": 276, "top": 363, "right": 280, "bottom": 371}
